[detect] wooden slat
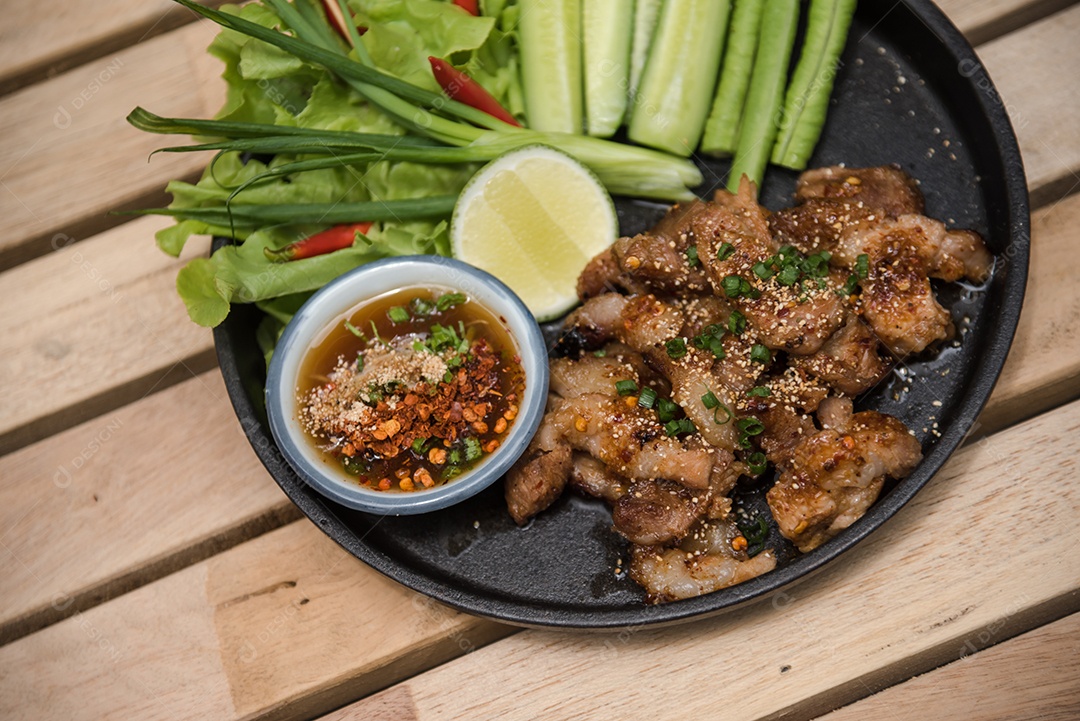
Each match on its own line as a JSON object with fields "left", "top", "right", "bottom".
{"left": 3, "top": 390, "right": 1079, "bottom": 720}
{"left": 0, "top": 1, "right": 223, "bottom": 97}
{"left": 0, "top": 216, "right": 216, "bottom": 454}
{"left": 978, "top": 5, "right": 1080, "bottom": 206}
{"left": 816, "top": 613, "right": 1080, "bottom": 720}
{"left": 0, "top": 21, "right": 223, "bottom": 269}
{"left": 0, "top": 371, "right": 298, "bottom": 644}
{"left": 322, "top": 401, "right": 1080, "bottom": 721}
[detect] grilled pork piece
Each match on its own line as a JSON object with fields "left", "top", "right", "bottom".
{"left": 790, "top": 313, "right": 891, "bottom": 396}
{"left": 629, "top": 518, "right": 777, "bottom": 603}
{"left": 795, "top": 164, "right": 925, "bottom": 216}
{"left": 766, "top": 398, "right": 922, "bottom": 552}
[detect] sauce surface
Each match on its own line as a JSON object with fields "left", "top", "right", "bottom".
{"left": 298, "top": 286, "right": 525, "bottom": 491}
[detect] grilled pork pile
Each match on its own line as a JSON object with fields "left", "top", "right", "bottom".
{"left": 506, "top": 166, "right": 992, "bottom": 603}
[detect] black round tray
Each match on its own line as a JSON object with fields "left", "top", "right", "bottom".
{"left": 214, "top": 0, "right": 1029, "bottom": 629}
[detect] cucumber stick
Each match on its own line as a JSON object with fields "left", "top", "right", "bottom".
{"left": 583, "top": 0, "right": 635, "bottom": 137}
{"left": 726, "top": 0, "right": 799, "bottom": 192}
{"left": 628, "top": 0, "right": 732, "bottom": 156}
{"left": 627, "top": 0, "right": 664, "bottom": 103}
{"left": 518, "top": 0, "right": 583, "bottom": 133}
{"left": 700, "top": 0, "right": 767, "bottom": 156}
{"left": 771, "top": 0, "right": 857, "bottom": 169}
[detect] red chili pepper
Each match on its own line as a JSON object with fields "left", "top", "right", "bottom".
{"left": 264, "top": 222, "right": 373, "bottom": 262}
{"left": 453, "top": 0, "right": 480, "bottom": 15}
{"left": 428, "top": 56, "right": 520, "bottom": 127}
{"left": 321, "top": 0, "right": 367, "bottom": 43}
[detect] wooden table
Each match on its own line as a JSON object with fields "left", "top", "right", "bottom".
{"left": 2, "top": 1, "right": 1079, "bottom": 718}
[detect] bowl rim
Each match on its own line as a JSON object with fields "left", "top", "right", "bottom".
{"left": 264, "top": 255, "right": 549, "bottom": 515}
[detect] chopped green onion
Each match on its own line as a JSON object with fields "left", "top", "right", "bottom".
{"left": 411, "top": 437, "right": 428, "bottom": 454}
{"left": 443, "top": 371, "right": 454, "bottom": 383}
{"left": 738, "top": 514, "right": 769, "bottom": 543}
{"left": 746, "top": 385, "right": 771, "bottom": 397}
{"left": 686, "top": 245, "right": 700, "bottom": 267}
{"left": 716, "top": 242, "right": 735, "bottom": 261}
{"left": 665, "top": 338, "right": 688, "bottom": 359}
{"left": 777, "top": 264, "right": 800, "bottom": 286}
{"left": 855, "top": 253, "right": 869, "bottom": 279}
{"left": 387, "top": 306, "right": 410, "bottom": 323}
{"left": 752, "top": 261, "right": 775, "bottom": 280}
{"left": 747, "top": 451, "right": 768, "bottom": 475}
{"left": 655, "top": 397, "right": 680, "bottom": 423}
{"left": 436, "top": 292, "right": 467, "bottom": 311}
{"left": 448, "top": 448, "right": 463, "bottom": 465}
{"left": 409, "top": 297, "right": 435, "bottom": 316}
{"left": 750, "top": 344, "right": 772, "bottom": 364}
{"left": 664, "top": 418, "right": 697, "bottom": 437}
{"left": 838, "top": 273, "right": 859, "bottom": 296}
{"left": 638, "top": 387, "right": 658, "bottom": 409}
{"left": 356, "top": 353, "right": 364, "bottom": 373}
{"left": 737, "top": 417, "right": 765, "bottom": 436}
{"left": 722, "top": 274, "right": 744, "bottom": 297}
{"left": 593, "top": 349, "right": 608, "bottom": 357}
{"left": 727, "top": 310, "right": 747, "bottom": 335}
{"left": 344, "top": 320, "right": 365, "bottom": 338}
{"left": 615, "top": 379, "right": 639, "bottom": 396}
{"left": 701, "top": 389, "right": 733, "bottom": 423}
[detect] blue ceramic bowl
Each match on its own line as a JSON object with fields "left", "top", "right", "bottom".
{"left": 265, "top": 256, "right": 549, "bottom": 515}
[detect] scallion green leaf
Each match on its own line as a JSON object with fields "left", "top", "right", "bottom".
{"left": 665, "top": 338, "right": 687, "bottom": 359}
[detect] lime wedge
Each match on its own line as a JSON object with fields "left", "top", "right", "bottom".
{"left": 451, "top": 146, "right": 618, "bottom": 322}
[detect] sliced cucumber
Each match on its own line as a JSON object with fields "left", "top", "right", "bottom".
{"left": 518, "top": 0, "right": 583, "bottom": 134}
{"left": 583, "top": 0, "right": 635, "bottom": 138}
{"left": 627, "top": 0, "right": 664, "bottom": 104}
{"left": 628, "top": 0, "right": 733, "bottom": 156}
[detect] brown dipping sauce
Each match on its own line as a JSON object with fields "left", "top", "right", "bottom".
{"left": 297, "top": 286, "right": 526, "bottom": 491}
